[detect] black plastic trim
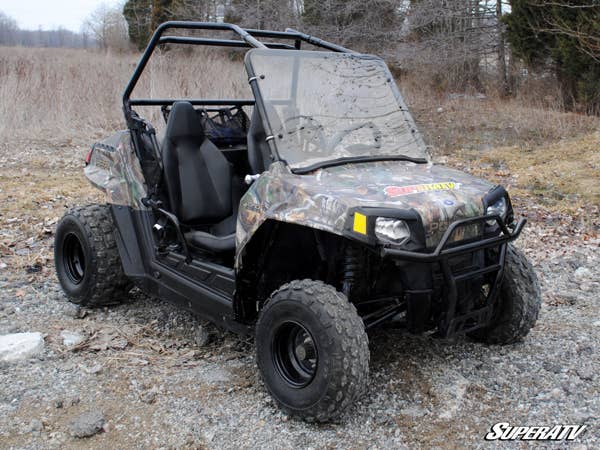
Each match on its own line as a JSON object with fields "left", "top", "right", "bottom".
{"left": 109, "top": 205, "right": 249, "bottom": 335}
{"left": 381, "top": 215, "right": 525, "bottom": 262}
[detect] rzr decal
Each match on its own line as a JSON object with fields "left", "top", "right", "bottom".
{"left": 384, "top": 182, "right": 458, "bottom": 198}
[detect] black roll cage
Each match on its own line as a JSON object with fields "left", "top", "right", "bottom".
{"left": 122, "top": 21, "right": 353, "bottom": 127}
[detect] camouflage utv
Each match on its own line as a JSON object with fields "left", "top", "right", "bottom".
{"left": 54, "top": 22, "right": 541, "bottom": 422}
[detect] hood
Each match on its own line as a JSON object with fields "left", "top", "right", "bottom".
{"left": 294, "top": 161, "right": 493, "bottom": 246}
{"left": 236, "top": 160, "right": 496, "bottom": 260}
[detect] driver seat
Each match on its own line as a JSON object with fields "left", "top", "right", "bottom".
{"left": 248, "top": 105, "right": 284, "bottom": 174}
{"left": 161, "top": 102, "right": 236, "bottom": 253}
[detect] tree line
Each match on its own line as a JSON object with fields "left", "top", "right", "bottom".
{"left": 1, "top": 1, "right": 598, "bottom": 113}
{"left": 120, "top": 0, "right": 599, "bottom": 113}
{"left": 0, "top": 11, "right": 93, "bottom": 48}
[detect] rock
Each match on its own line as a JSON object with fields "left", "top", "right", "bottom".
{"left": 66, "top": 396, "right": 81, "bottom": 407}
{"left": 69, "top": 411, "right": 105, "bottom": 438}
{"left": 574, "top": 267, "right": 592, "bottom": 281}
{"left": 5, "top": 324, "right": 20, "bottom": 333}
{"left": 140, "top": 390, "right": 157, "bottom": 404}
{"left": 0, "top": 332, "right": 44, "bottom": 362}
{"left": 82, "top": 363, "right": 103, "bottom": 374}
{"left": 557, "top": 291, "right": 579, "bottom": 304}
{"left": 193, "top": 323, "right": 210, "bottom": 347}
{"left": 550, "top": 388, "right": 563, "bottom": 400}
{"left": 63, "top": 304, "right": 86, "bottom": 319}
{"left": 576, "top": 367, "right": 594, "bottom": 381}
{"left": 26, "top": 418, "right": 43, "bottom": 435}
{"left": 543, "top": 361, "right": 563, "bottom": 374}
{"left": 399, "top": 405, "right": 428, "bottom": 418}
{"left": 61, "top": 330, "right": 85, "bottom": 347}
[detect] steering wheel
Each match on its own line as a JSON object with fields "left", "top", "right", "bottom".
{"left": 327, "top": 121, "right": 383, "bottom": 152}
{"left": 282, "top": 116, "right": 383, "bottom": 153}
{"left": 282, "top": 115, "right": 328, "bottom": 153}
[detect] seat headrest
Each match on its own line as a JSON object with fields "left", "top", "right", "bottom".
{"left": 165, "top": 102, "right": 204, "bottom": 142}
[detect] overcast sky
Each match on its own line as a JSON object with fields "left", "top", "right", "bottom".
{"left": 0, "top": 0, "right": 122, "bottom": 32}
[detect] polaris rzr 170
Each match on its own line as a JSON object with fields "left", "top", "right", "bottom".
{"left": 54, "top": 22, "right": 541, "bottom": 422}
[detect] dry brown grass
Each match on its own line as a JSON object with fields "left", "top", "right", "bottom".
{"left": 446, "top": 133, "right": 600, "bottom": 217}
{"left": 0, "top": 47, "right": 132, "bottom": 139}
{"left": 0, "top": 46, "right": 249, "bottom": 140}
{"left": 399, "top": 75, "right": 599, "bottom": 154}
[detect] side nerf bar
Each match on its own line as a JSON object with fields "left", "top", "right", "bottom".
{"left": 381, "top": 215, "right": 527, "bottom": 262}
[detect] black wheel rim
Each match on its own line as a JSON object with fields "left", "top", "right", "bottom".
{"left": 272, "top": 321, "right": 318, "bottom": 388}
{"left": 62, "top": 233, "right": 86, "bottom": 284}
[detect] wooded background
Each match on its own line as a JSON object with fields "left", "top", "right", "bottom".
{"left": 1, "top": 1, "right": 599, "bottom": 114}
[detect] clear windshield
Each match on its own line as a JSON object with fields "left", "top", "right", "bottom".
{"left": 246, "top": 50, "right": 428, "bottom": 170}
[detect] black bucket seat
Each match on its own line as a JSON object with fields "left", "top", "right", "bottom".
{"left": 161, "top": 101, "right": 237, "bottom": 253}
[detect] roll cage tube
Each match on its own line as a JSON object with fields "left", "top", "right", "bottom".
{"left": 122, "top": 21, "right": 354, "bottom": 128}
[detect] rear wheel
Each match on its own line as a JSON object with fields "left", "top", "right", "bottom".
{"left": 255, "top": 280, "right": 369, "bottom": 422}
{"left": 54, "top": 204, "right": 132, "bottom": 306}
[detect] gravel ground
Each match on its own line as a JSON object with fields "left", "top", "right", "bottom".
{"left": 0, "top": 139, "right": 598, "bottom": 448}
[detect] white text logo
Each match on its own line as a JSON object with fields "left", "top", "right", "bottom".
{"left": 485, "top": 423, "right": 586, "bottom": 441}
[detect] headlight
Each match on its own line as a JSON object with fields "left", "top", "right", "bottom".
{"left": 486, "top": 197, "right": 507, "bottom": 225}
{"left": 375, "top": 218, "right": 411, "bottom": 245}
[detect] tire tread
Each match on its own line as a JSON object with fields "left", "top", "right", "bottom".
{"left": 257, "top": 279, "right": 369, "bottom": 422}
{"left": 57, "top": 204, "right": 131, "bottom": 306}
{"left": 471, "top": 244, "right": 541, "bottom": 344}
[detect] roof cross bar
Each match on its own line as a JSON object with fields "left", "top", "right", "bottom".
{"left": 124, "top": 21, "right": 267, "bottom": 121}
{"left": 158, "top": 36, "right": 295, "bottom": 50}
{"left": 122, "top": 21, "right": 354, "bottom": 126}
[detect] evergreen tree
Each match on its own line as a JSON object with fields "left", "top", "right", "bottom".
{"left": 123, "top": 0, "right": 153, "bottom": 50}
{"left": 151, "top": 0, "right": 177, "bottom": 31}
{"left": 505, "top": 0, "right": 600, "bottom": 113}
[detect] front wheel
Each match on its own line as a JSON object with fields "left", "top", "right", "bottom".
{"left": 469, "top": 244, "right": 541, "bottom": 344}
{"left": 255, "top": 280, "right": 369, "bottom": 422}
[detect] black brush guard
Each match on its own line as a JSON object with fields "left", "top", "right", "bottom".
{"left": 381, "top": 215, "right": 526, "bottom": 337}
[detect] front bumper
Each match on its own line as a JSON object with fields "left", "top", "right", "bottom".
{"left": 382, "top": 214, "right": 526, "bottom": 337}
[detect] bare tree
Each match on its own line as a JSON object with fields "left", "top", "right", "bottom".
{"left": 0, "top": 10, "right": 18, "bottom": 45}
{"left": 84, "top": 3, "right": 130, "bottom": 51}
{"left": 224, "top": 0, "right": 301, "bottom": 31}
{"left": 402, "top": 0, "right": 502, "bottom": 90}
{"left": 0, "top": 10, "right": 93, "bottom": 48}
{"left": 496, "top": 0, "right": 509, "bottom": 94}
{"left": 300, "top": 0, "right": 407, "bottom": 56}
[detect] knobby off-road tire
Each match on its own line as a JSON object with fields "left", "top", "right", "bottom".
{"left": 469, "top": 244, "right": 541, "bottom": 345}
{"left": 255, "top": 280, "right": 369, "bottom": 422}
{"left": 54, "top": 204, "right": 132, "bottom": 306}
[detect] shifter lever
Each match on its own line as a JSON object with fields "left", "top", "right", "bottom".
{"left": 244, "top": 174, "right": 260, "bottom": 185}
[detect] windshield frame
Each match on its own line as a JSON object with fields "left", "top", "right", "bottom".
{"left": 244, "top": 49, "right": 431, "bottom": 173}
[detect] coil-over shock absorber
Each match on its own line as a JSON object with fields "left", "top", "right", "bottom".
{"left": 342, "top": 244, "right": 363, "bottom": 300}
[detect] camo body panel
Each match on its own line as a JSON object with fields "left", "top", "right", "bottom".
{"left": 84, "top": 131, "right": 148, "bottom": 209}
{"left": 236, "top": 160, "right": 493, "bottom": 267}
